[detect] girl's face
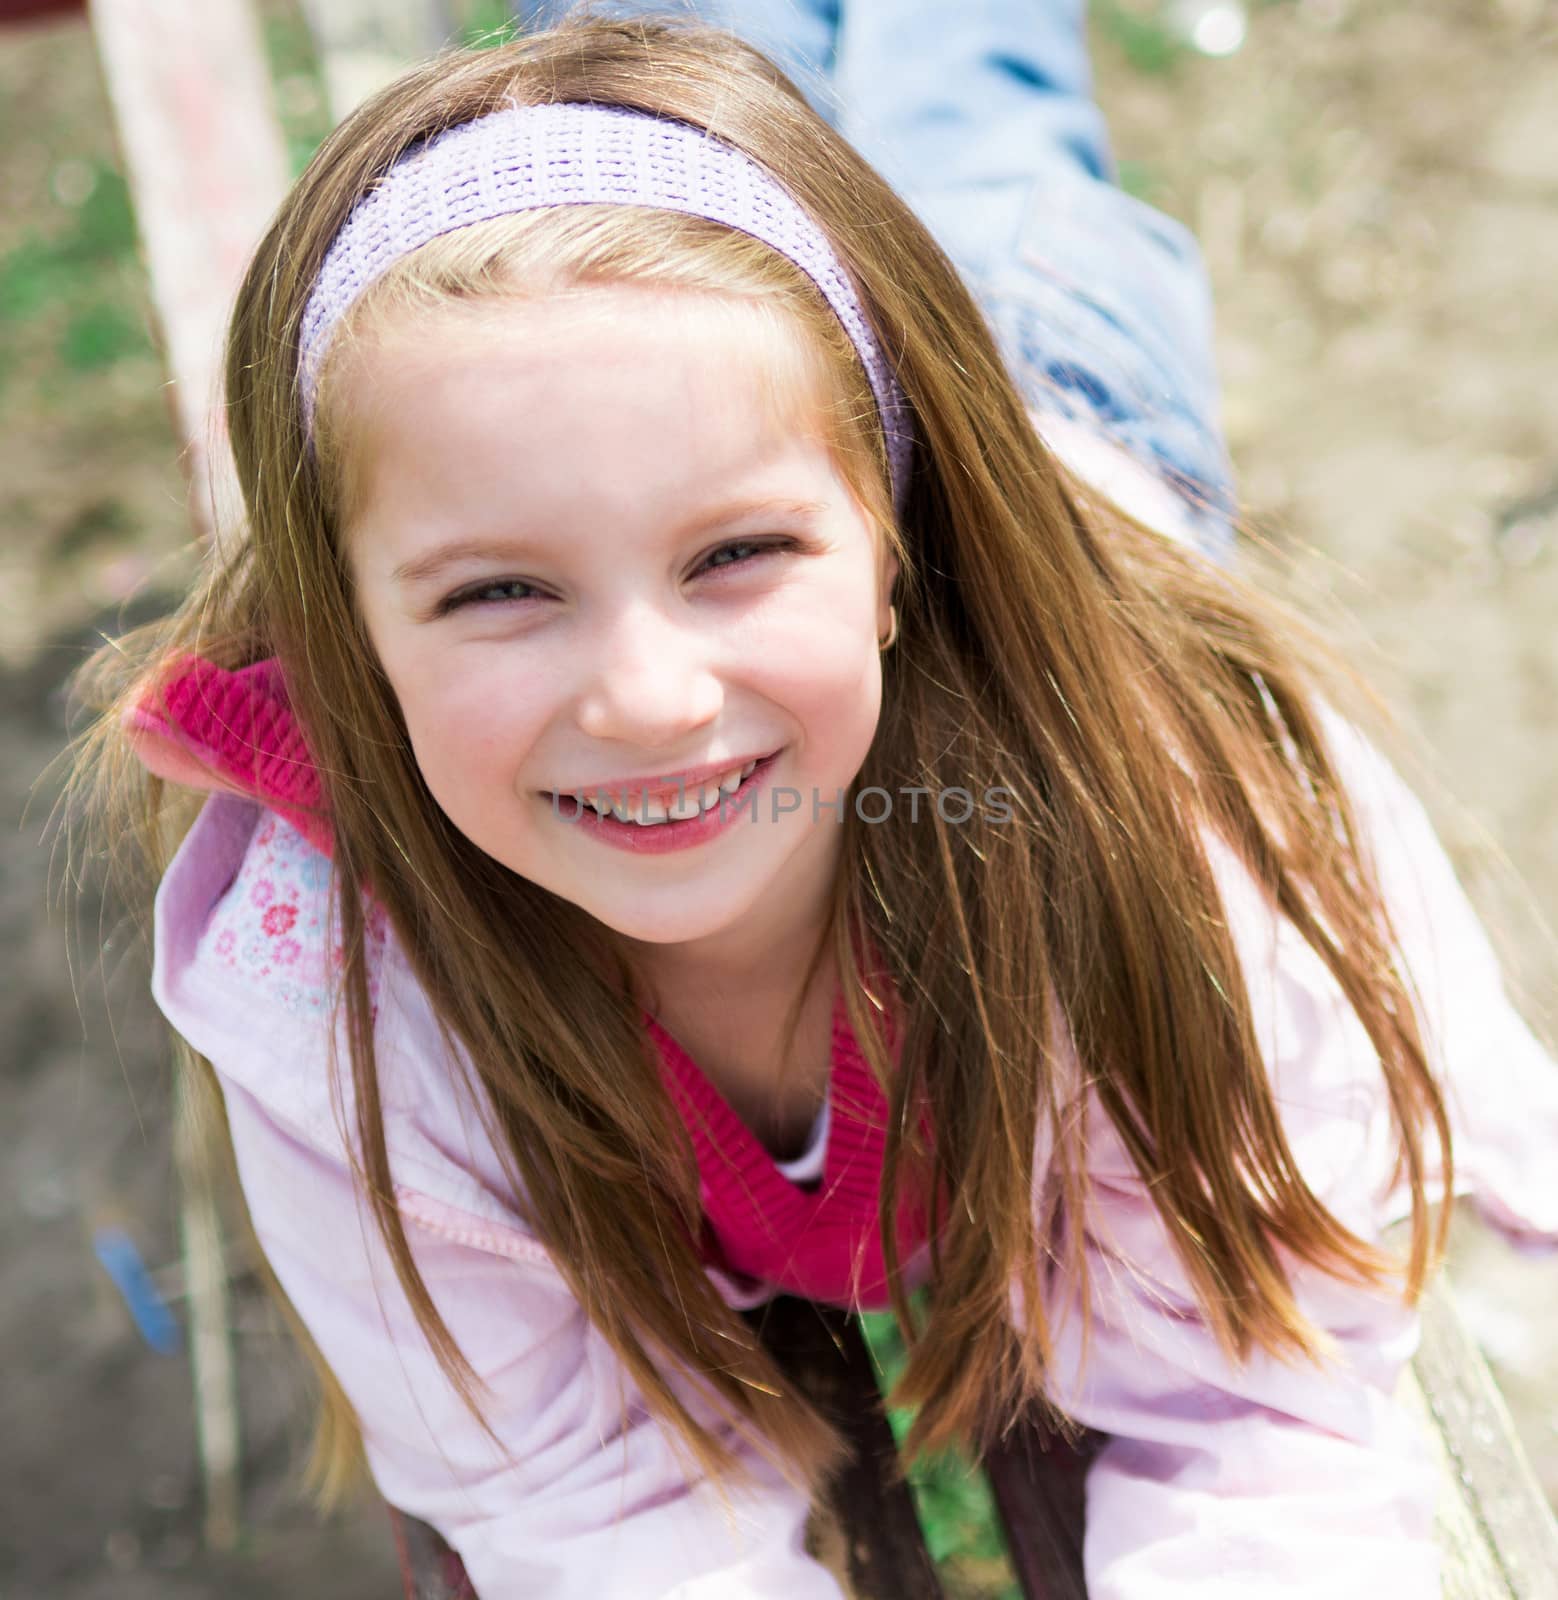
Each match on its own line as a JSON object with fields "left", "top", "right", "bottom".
{"left": 338, "top": 287, "right": 898, "bottom": 976}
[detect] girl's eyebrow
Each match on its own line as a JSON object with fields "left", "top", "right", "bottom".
{"left": 388, "top": 496, "right": 828, "bottom": 589}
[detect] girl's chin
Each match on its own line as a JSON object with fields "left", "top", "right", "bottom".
{"left": 562, "top": 864, "right": 790, "bottom": 944}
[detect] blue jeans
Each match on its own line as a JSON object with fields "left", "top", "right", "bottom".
{"left": 513, "top": 1, "right": 1236, "bottom": 560}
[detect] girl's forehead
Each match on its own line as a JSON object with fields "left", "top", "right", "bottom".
{"left": 325, "top": 286, "right": 853, "bottom": 547}
{"left": 346, "top": 284, "right": 822, "bottom": 401}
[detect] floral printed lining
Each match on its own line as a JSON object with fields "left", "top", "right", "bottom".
{"left": 195, "top": 810, "right": 389, "bottom": 1019}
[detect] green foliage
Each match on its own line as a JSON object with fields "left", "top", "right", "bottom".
{"left": 0, "top": 163, "right": 152, "bottom": 384}
{"left": 857, "top": 1305, "right": 1022, "bottom": 1600}
{"left": 1116, "top": 158, "right": 1163, "bottom": 203}
{"left": 260, "top": 9, "right": 334, "bottom": 177}
{"left": 0, "top": 236, "right": 55, "bottom": 324}
{"left": 1092, "top": 0, "right": 1189, "bottom": 76}
{"left": 57, "top": 166, "right": 139, "bottom": 264}
{"left": 60, "top": 301, "right": 146, "bottom": 371}
{"left": 0, "top": 164, "right": 138, "bottom": 313}
{"left": 459, "top": 0, "right": 523, "bottom": 48}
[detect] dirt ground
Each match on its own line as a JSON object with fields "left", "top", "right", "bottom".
{"left": 3, "top": 2, "right": 1555, "bottom": 1595}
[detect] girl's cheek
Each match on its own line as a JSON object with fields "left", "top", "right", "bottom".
{"left": 403, "top": 673, "right": 548, "bottom": 775}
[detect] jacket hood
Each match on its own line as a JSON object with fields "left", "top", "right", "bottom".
{"left": 123, "top": 654, "right": 335, "bottom": 859}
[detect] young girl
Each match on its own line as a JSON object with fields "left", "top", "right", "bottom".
{"left": 69, "top": 5, "right": 1558, "bottom": 1596}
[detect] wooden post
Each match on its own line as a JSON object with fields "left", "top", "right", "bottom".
{"left": 86, "top": 0, "right": 295, "bottom": 1547}
{"left": 1400, "top": 1278, "right": 1558, "bottom": 1600}
{"left": 86, "top": 0, "right": 290, "bottom": 554}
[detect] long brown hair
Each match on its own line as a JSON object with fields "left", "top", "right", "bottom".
{"left": 65, "top": 8, "right": 1454, "bottom": 1513}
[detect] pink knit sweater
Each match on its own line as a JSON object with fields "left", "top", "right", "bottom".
{"left": 650, "top": 977, "right": 935, "bottom": 1309}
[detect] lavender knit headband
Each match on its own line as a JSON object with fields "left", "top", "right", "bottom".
{"left": 297, "top": 100, "right": 915, "bottom": 512}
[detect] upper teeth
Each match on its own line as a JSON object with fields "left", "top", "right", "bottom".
{"left": 567, "top": 759, "right": 759, "bottom": 823}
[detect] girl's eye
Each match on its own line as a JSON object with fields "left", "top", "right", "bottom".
{"left": 698, "top": 536, "right": 797, "bottom": 575}
{"left": 437, "top": 577, "right": 541, "bottom": 615}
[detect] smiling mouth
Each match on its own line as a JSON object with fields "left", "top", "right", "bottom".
{"left": 541, "top": 750, "right": 781, "bottom": 823}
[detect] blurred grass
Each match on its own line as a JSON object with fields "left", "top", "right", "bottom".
{"left": 0, "top": 160, "right": 149, "bottom": 400}
{"left": 0, "top": 0, "right": 332, "bottom": 411}
{"left": 459, "top": 0, "right": 523, "bottom": 48}
{"left": 258, "top": 0, "right": 333, "bottom": 177}
{"left": 1116, "top": 157, "right": 1164, "bottom": 203}
{"left": 1093, "top": 0, "right": 1190, "bottom": 76}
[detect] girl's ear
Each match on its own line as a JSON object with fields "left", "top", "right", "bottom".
{"left": 879, "top": 544, "right": 901, "bottom": 640}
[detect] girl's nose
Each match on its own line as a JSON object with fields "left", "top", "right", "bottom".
{"left": 573, "top": 603, "right": 724, "bottom": 747}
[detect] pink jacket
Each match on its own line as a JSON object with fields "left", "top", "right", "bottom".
{"left": 146, "top": 693, "right": 1558, "bottom": 1597}
{"left": 136, "top": 413, "right": 1557, "bottom": 1600}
